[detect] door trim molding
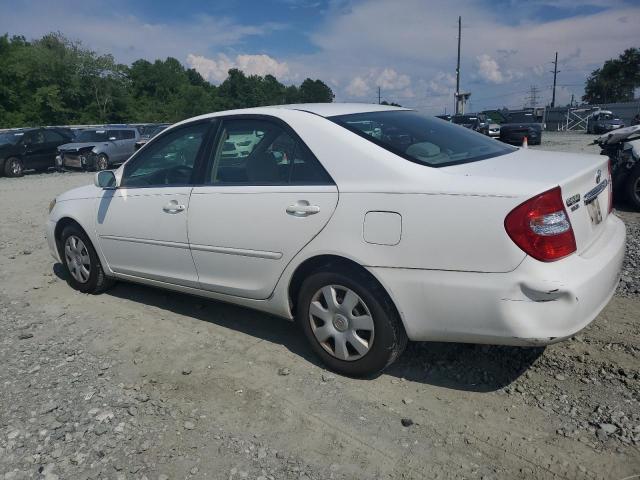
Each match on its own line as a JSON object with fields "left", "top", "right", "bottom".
{"left": 99, "top": 235, "right": 190, "bottom": 250}
{"left": 190, "top": 243, "right": 283, "bottom": 260}
{"left": 100, "top": 235, "right": 282, "bottom": 260}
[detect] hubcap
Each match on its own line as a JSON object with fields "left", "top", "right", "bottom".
{"left": 11, "top": 160, "right": 21, "bottom": 175}
{"left": 64, "top": 235, "right": 91, "bottom": 283}
{"left": 309, "top": 285, "right": 374, "bottom": 361}
{"left": 97, "top": 156, "right": 107, "bottom": 170}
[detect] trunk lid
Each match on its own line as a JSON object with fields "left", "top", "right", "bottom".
{"left": 443, "top": 148, "right": 612, "bottom": 254}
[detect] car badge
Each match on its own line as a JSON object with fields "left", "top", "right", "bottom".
{"left": 595, "top": 169, "right": 602, "bottom": 184}
{"left": 565, "top": 193, "right": 580, "bottom": 207}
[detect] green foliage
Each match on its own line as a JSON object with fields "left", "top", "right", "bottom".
{"left": 583, "top": 47, "right": 640, "bottom": 104}
{"left": 0, "top": 33, "right": 335, "bottom": 128}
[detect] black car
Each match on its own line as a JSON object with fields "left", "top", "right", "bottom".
{"left": 0, "top": 128, "right": 73, "bottom": 177}
{"left": 483, "top": 110, "right": 543, "bottom": 146}
{"left": 451, "top": 114, "right": 490, "bottom": 135}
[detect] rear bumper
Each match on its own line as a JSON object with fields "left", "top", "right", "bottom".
{"left": 370, "top": 214, "right": 625, "bottom": 345}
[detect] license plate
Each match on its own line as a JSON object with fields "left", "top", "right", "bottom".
{"left": 587, "top": 197, "right": 602, "bottom": 225}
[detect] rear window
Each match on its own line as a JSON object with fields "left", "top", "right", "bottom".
{"left": 329, "top": 110, "right": 515, "bottom": 167}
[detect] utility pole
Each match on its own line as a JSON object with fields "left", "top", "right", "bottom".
{"left": 378, "top": 86, "right": 381, "bottom": 104}
{"left": 455, "top": 15, "right": 461, "bottom": 114}
{"left": 550, "top": 51, "right": 560, "bottom": 108}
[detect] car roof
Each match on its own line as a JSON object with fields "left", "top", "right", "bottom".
{"left": 187, "top": 103, "right": 409, "bottom": 121}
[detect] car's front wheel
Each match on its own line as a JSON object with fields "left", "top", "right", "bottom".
{"left": 95, "top": 154, "right": 109, "bottom": 171}
{"left": 297, "top": 270, "right": 407, "bottom": 377}
{"left": 60, "top": 225, "right": 114, "bottom": 294}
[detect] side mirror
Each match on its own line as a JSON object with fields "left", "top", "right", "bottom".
{"left": 94, "top": 170, "right": 118, "bottom": 189}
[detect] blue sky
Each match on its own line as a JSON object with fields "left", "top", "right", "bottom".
{"left": 1, "top": 0, "right": 638, "bottom": 113}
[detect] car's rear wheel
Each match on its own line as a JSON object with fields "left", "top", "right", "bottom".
{"left": 60, "top": 225, "right": 114, "bottom": 294}
{"left": 625, "top": 165, "right": 640, "bottom": 210}
{"left": 4, "top": 157, "right": 24, "bottom": 177}
{"left": 95, "top": 154, "right": 109, "bottom": 171}
{"left": 297, "top": 270, "right": 407, "bottom": 377}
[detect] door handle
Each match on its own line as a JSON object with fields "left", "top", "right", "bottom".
{"left": 286, "top": 201, "right": 320, "bottom": 217}
{"left": 162, "top": 200, "right": 186, "bottom": 213}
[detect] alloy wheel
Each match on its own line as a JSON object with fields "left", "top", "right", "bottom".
{"left": 96, "top": 156, "right": 108, "bottom": 171}
{"left": 64, "top": 235, "right": 91, "bottom": 283}
{"left": 308, "top": 285, "right": 375, "bottom": 361}
{"left": 10, "top": 159, "right": 22, "bottom": 176}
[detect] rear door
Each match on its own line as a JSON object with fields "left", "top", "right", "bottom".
{"left": 188, "top": 116, "right": 338, "bottom": 299}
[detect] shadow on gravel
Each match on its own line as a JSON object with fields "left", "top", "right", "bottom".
{"left": 386, "top": 341, "right": 545, "bottom": 392}
{"left": 53, "top": 263, "right": 545, "bottom": 391}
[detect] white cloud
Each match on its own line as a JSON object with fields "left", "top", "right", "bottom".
{"left": 187, "top": 53, "right": 290, "bottom": 83}
{"left": 376, "top": 68, "right": 410, "bottom": 90}
{"left": 345, "top": 76, "right": 371, "bottom": 97}
{"left": 476, "top": 54, "right": 504, "bottom": 84}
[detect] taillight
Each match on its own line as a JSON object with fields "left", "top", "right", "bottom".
{"left": 504, "top": 186, "right": 576, "bottom": 262}
{"left": 607, "top": 159, "right": 613, "bottom": 214}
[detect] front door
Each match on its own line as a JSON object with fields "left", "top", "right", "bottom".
{"left": 95, "top": 121, "right": 212, "bottom": 287}
{"left": 188, "top": 116, "right": 338, "bottom": 299}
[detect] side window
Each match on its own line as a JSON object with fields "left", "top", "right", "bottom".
{"left": 27, "top": 130, "right": 45, "bottom": 145}
{"left": 107, "top": 130, "right": 118, "bottom": 141}
{"left": 44, "top": 130, "right": 64, "bottom": 143}
{"left": 121, "top": 122, "right": 209, "bottom": 188}
{"left": 121, "top": 130, "right": 136, "bottom": 140}
{"left": 209, "top": 118, "right": 332, "bottom": 185}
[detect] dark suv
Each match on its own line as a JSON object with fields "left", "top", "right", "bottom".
{"left": 0, "top": 128, "right": 73, "bottom": 177}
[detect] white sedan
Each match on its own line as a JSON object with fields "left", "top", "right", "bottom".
{"left": 46, "top": 104, "right": 626, "bottom": 377}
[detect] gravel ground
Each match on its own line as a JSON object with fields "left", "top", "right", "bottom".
{"left": 1, "top": 137, "right": 639, "bottom": 480}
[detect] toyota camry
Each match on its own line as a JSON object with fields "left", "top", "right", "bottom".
{"left": 46, "top": 104, "right": 626, "bottom": 377}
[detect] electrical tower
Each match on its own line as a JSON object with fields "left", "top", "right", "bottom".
{"left": 526, "top": 85, "right": 540, "bottom": 108}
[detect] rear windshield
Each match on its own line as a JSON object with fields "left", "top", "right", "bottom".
{"left": 329, "top": 110, "right": 515, "bottom": 167}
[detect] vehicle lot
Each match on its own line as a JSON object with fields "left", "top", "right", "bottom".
{"left": 1, "top": 133, "right": 639, "bottom": 479}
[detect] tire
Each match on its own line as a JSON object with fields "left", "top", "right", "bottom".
{"left": 94, "top": 154, "right": 109, "bottom": 171}
{"left": 625, "top": 165, "right": 640, "bottom": 211}
{"left": 4, "top": 157, "right": 24, "bottom": 177}
{"left": 60, "top": 225, "right": 114, "bottom": 294}
{"left": 296, "top": 269, "right": 407, "bottom": 377}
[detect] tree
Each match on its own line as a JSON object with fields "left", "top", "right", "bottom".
{"left": 583, "top": 47, "right": 640, "bottom": 104}
{"left": 298, "top": 79, "right": 334, "bottom": 103}
{"left": 0, "top": 32, "right": 335, "bottom": 128}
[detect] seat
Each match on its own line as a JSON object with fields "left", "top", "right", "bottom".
{"left": 246, "top": 151, "right": 280, "bottom": 183}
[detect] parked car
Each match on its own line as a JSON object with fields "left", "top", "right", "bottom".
{"left": 587, "top": 111, "right": 625, "bottom": 134}
{"left": 0, "top": 127, "right": 73, "bottom": 177}
{"left": 488, "top": 123, "right": 500, "bottom": 138}
{"left": 451, "top": 113, "right": 490, "bottom": 135}
{"left": 435, "top": 114, "right": 452, "bottom": 122}
{"left": 56, "top": 127, "right": 140, "bottom": 171}
{"left": 134, "top": 124, "right": 171, "bottom": 151}
{"left": 46, "top": 104, "right": 625, "bottom": 377}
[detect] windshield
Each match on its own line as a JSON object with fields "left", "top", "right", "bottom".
{"left": 0, "top": 132, "right": 24, "bottom": 145}
{"left": 75, "top": 130, "right": 109, "bottom": 142}
{"left": 329, "top": 110, "right": 516, "bottom": 167}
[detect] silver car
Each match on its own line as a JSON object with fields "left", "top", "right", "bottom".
{"left": 56, "top": 127, "right": 140, "bottom": 171}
